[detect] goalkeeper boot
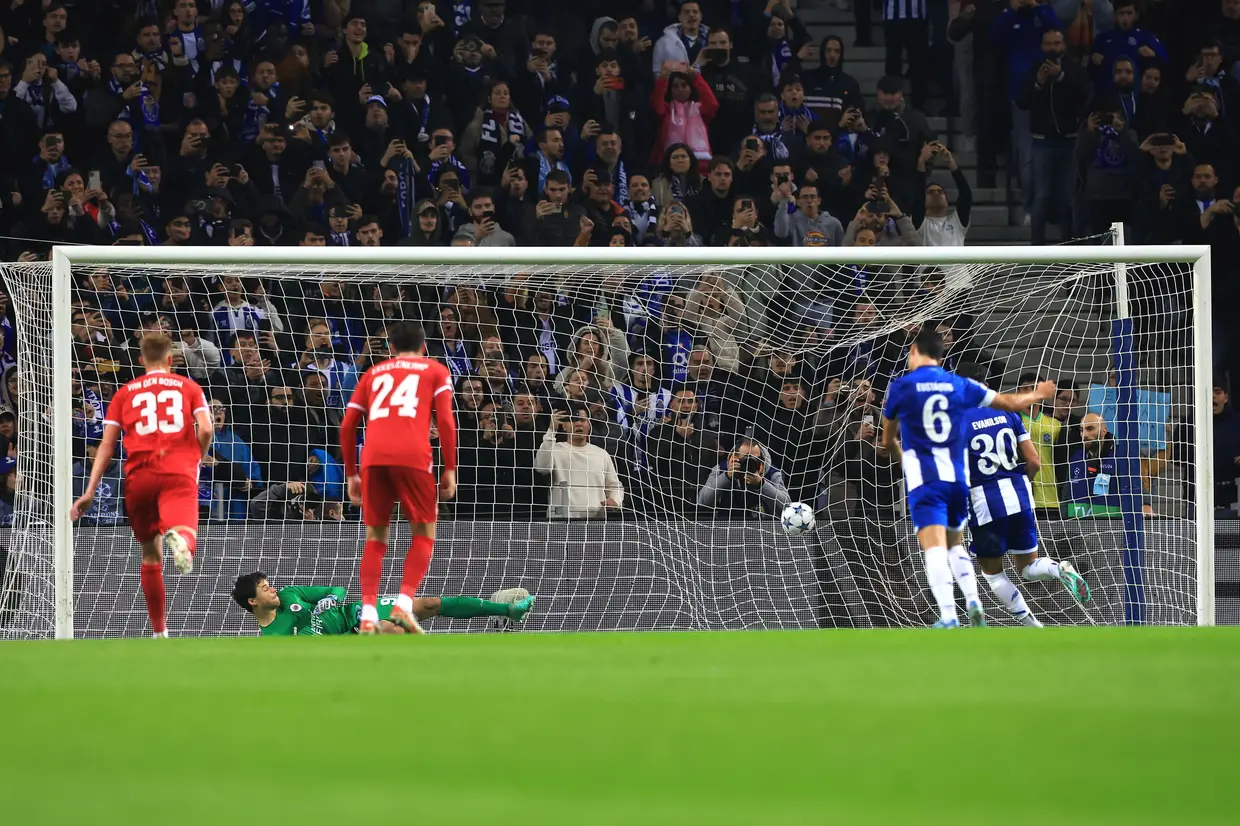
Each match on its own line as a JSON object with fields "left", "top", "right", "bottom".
{"left": 388, "top": 605, "right": 426, "bottom": 635}
{"left": 966, "top": 600, "right": 987, "bottom": 628}
{"left": 1058, "top": 561, "right": 1092, "bottom": 605}
{"left": 164, "top": 530, "right": 193, "bottom": 575}
{"left": 508, "top": 594, "right": 536, "bottom": 623}
{"left": 932, "top": 617, "right": 960, "bottom": 629}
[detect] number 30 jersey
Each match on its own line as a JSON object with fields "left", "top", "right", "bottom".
{"left": 882, "top": 365, "right": 995, "bottom": 492}
{"left": 103, "top": 370, "right": 209, "bottom": 479}
{"left": 343, "top": 356, "right": 456, "bottom": 474}
{"left": 963, "top": 408, "right": 1035, "bottom": 527}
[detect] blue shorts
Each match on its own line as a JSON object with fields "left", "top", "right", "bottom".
{"left": 908, "top": 481, "right": 969, "bottom": 532}
{"left": 970, "top": 510, "right": 1040, "bottom": 558}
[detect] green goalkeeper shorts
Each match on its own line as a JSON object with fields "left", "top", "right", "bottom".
{"left": 345, "top": 598, "right": 402, "bottom": 633}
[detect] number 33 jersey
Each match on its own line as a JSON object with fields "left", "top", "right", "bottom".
{"left": 103, "top": 370, "right": 209, "bottom": 479}
{"left": 882, "top": 364, "right": 996, "bottom": 492}
{"left": 346, "top": 356, "right": 454, "bottom": 473}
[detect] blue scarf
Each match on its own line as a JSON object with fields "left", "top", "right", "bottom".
{"left": 241, "top": 82, "right": 279, "bottom": 143}
{"left": 23, "top": 80, "right": 43, "bottom": 107}
{"left": 537, "top": 152, "right": 569, "bottom": 194}
{"left": 453, "top": 1, "right": 472, "bottom": 35}
{"left": 752, "top": 125, "right": 790, "bottom": 160}
{"left": 428, "top": 156, "right": 471, "bottom": 190}
{"left": 39, "top": 155, "right": 71, "bottom": 190}
{"left": 109, "top": 79, "right": 160, "bottom": 129}
{"left": 778, "top": 101, "right": 812, "bottom": 123}
{"left": 1091, "top": 125, "right": 1126, "bottom": 171}
{"left": 770, "top": 37, "right": 793, "bottom": 86}
{"left": 605, "top": 159, "right": 629, "bottom": 204}
{"left": 664, "top": 328, "right": 693, "bottom": 383}
{"left": 394, "top": 154, "right": 415, "bottom": 240}
{"left": 140, "top": 220, "right": 160, "bottom": 246}
{"left": 442, "top": 340, "right": 471, "bottom": 376}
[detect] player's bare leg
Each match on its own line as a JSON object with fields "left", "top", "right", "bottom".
{"left": 945, "top": 528, "right": 985, "bottom": 627}
{"left": 359, "top": 523, "right": 390, "bottom": 634}
{"left": 389, "top": 521, "right": 435, "bottom": 634}
{"left": 916, "top": 525, "right": 960, "bottom": 628}
{"left": 980, "top": 554, "right": 1041, "bottom": 627}
{"left": 1014, "top": 550, "right": 1091, "bottom": 606}
{"left": 138, "top": 539, "right": 168, "bottom": 638}
{"left": 163, "top": 525, "right": 197, "bottom": 575}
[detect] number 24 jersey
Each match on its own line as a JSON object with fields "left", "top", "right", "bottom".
{"left": 102, "top": 370, "right": 209, "bottom": 479}
{"left": 346, "top": 356, "right": 454, "bottom": 473}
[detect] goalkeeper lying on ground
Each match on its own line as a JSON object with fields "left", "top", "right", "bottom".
{"left": 231, "top": 572, "right": 534, "bottom": 636}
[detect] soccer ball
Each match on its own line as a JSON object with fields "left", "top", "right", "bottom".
{"left": 780, "top": 502, "right": 816, "bottom": 537}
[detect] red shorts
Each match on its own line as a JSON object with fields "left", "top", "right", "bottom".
{"left": 125, "top": 470, "right": 199, "bottom": 543}
{"left": 361, "top": 466, "right": 438, "bottom": 527}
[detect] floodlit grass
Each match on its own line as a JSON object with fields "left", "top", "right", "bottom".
{"left": 2, "top": 629, "right": 1237, "bottom": 825}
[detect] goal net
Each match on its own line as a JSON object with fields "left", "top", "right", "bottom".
{"left": 0, "top": 245, "right": 1214, "bottom": 638}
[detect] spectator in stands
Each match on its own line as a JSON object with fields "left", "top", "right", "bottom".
{"left": 1079, "top": 411, "right": 1169, "bottom": 515}
{"left": 684, "top": 272, "right": 748, "bottom": 370}
{"left": 650, "top": 62, "right": 718, "bottom": 169}
{"left": 995, "top": 0, "right": 1063, "bottom": 219}
{"left": 774, "top": 180, "right": 845, "bottom": 246}
{"left": 802, "top": 35, "right": 862, "bottom": 122}
{"left": 652, "top": 144, "right": 701, "bottom": 207}
{"left": 534, "top": 407, "right": 624, "bottom": 520}
{"left": 652, "top": 1, "right": 707, "bottom": 72}
{"left": 647, "top": 384, "right": 715, "bottom": 516}
{"left": 843, "top": 186, "right": 921, "bottom": 246}
{"left": 1214, "top": 379, "right": 1240, "bottom": 518}
{"left": 1090, "top": 1, "right": 1169, "bottom": 92}
{"left": 1018, "top": 26, "right": 1088, "bottom": 245}
{"left": 1076, "top": 106, "right": 1141, "bottom": 234}
{"left": 697, "top": 436, "right": 791, "bottom": 517}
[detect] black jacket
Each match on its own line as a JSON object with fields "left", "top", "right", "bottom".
{"left": 1015, "top": 60, "right": 1088, "bottom": 141}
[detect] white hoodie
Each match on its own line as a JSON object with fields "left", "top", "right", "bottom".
{"left": 651, "top": 22, "right": 709, "bottom": 74}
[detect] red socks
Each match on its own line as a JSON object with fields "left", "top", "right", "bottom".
{"left": 360, "top": 539, "right": 388, "bottom": 606}
{"left": 400, "top": 535, "right": 434, "bottom": 600}
{"left": 139, "top": 561, "right": 166, "bottom": 635}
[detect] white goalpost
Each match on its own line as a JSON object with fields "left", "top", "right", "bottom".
{"left": 0, "top": 243, "right": 1216, "bottom": 638}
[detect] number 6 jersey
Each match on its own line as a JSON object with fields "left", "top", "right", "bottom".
{"left": 102, "top": 370, "right": 210, "bottom": 479}
{"left": 342, "top": 356, "right": 456, "bottom": 475}
{"left": 881, "top": 364, "right": 995, "bottom": 492}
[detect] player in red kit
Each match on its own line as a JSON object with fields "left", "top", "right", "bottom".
{"left": 340, "top": 321, "right": 458, "bottom": 635}
{"left": 70, "top": 333, "right": 213, "bottom": 638}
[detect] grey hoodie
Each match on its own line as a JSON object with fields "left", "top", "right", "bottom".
{"left": 774, "top": 206, "right": 845, "bottom": 247}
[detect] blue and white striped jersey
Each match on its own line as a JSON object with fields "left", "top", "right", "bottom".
{"left": 882, "top": 365, "right": 996, "bottom": 491}
{"left": 962, "top": 408, "right": 1034, "bottom": 526}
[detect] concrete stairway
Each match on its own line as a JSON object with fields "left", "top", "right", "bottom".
{"left": 793, "top": 0, "right": 1030, "bottom": 244}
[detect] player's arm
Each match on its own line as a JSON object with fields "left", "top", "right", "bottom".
{"left": 434, "top": 376, "right": 457, "bottom": 500}
{"left": 1018, "top": 437, "right": 1041, "bottom": 478}
{"left": 283, "top": 586, "right": 347, "bottom": 603}
{"left": 989, "top": 380, "right": 1056, "bottom": 413}
{"left": 70, "top": 422, "right": 121, "bottom": 519}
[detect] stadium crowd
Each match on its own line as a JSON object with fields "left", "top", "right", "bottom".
{"left": 0, "top": 0, "right": 1228, "bottom": 526}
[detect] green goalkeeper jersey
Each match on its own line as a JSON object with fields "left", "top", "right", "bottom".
{"left": 260, "top": 587, "right": 402, "bottom": 637}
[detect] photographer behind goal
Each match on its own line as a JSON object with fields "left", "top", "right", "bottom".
{"left": 696, "top": 436, "right": 792, "bottom": 517}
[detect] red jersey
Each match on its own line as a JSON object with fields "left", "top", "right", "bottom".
{"left": 341, "top": 356, "right": 457, "bottom": 476}
{"left": 103, "top": 370, "right": 209, "bottom": 479}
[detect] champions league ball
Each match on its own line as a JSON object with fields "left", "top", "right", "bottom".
{"left": 780, "top": 502, "right": 816, "bottom": 537}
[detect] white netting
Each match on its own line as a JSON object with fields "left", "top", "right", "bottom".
{"left": 0, "top": 251, "right": 1207, "bottom": 637}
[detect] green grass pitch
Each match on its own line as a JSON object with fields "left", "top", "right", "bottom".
{"left": 3, "top": 628, "right": 1237, "bottom": 825}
